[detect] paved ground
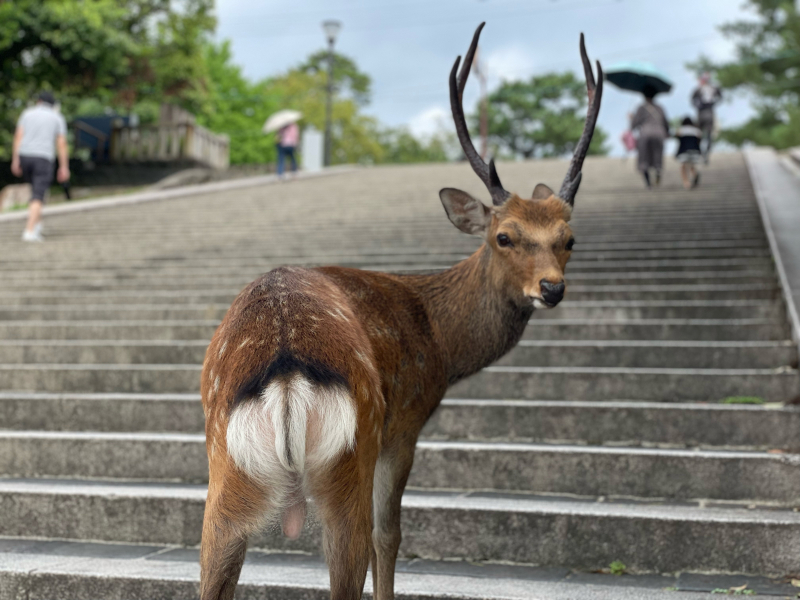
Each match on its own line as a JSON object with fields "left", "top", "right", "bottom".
{"left": 0, "top": 154, "right": 799, "bottom": 599}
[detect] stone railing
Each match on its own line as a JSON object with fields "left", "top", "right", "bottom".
{"left": 109, "top": 123, "right": 229, "bottom": 170}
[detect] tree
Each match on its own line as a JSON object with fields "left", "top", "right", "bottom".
{"left": 264, "top": 53, "right": 385, "bottom": 165}
{"left": 295, "top": 51, "right": 372, "bottom": 106}
{"left": 196, "top": 41, "right": 280, "bottom": 165}
{"left": 0, "top": 0, "right": 215, "bottom": 158}
{"left": 377, "top": 128, "right": 451, "bottom": 164}
{"left": 688, "top": 0, "right": 800, "bottom": 149}
{"left": 481, "top": 72, "right": 609, "bottom": 159}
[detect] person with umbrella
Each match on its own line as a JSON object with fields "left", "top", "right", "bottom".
{"left": 264, "top": 110, "right": 302, "bottom": 179}
{"left": 606, "top": 62, "right": 672, "bottom": 189}
{"left": 630, "top": 85, "right": 670, "bottom": 189}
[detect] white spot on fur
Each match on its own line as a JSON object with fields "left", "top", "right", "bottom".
{"left": 533, "top": 298, "right": 548, "bottom": 309}
{"left": 238, "top": 338, "right": 251, "bottom": 350}
{"left": 327, "top": 308, "right": 349, "bottom": 322}
{"left": 214, "top": 376, "right": 220, "bottom": 393}
{"left": 218, "top": 341, "right": 228, "bottom": 358}
{"left": 227, "top": 375, "right": 357, "bottom": 483}
{"left": 355, "top": 351, "right": 376, "bottom": 373}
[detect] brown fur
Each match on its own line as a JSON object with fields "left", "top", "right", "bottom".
{"left": 199, "top": 190, "right": 574, "bottom": 600}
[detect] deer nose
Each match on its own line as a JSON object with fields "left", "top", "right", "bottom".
{"left": 540, "top": 280, "right": 565, "bottom": 306}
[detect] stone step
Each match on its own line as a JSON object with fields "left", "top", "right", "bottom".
{"left": 0, "top": 479, "right": 796, "bottom": 574}
{"left": 0, "top": 254, "right": 774, "bottom": 279}
{"left": 0, "top": 256, "right": 776, "bottom": 280}
{"left": 449, "top": 366, "right": 800, "bottom": 402}
{"left": 501, "top": 340, "right": 798, "bottom": 368}
{"left": 0, "top": 317, "right": 788, "bottom": 341}
{"left": 2, "top": 393, "right": 799, "bottom": 451}
{"left": 5, "top": 539, "right": 784, "bottom": 600}
{"left": 3, "top": 364, "right": 797, "bottom": 401}
{"left": 0, "top": 271, "right": 775, "bottom": 291}
{"left": 0, "top": 282, "right": 779, "bottom": 306}
{"left": 0, "top": 230, "right": 768, "bottom": 251}
{"left": 1, "top": 339, "right": 793, "bottom": 368}
{"left": 0, "top": 305, "right": 231, "bottom": 322}
{"left": 0, "top": 245, "right": 773, "bottom": 268}
{"left": 522, "top": 319, "right": 787, "bottom": 340}
{"left": 0, "top": 393, "right": 206, "bottom": 433}
{"left": 0, "top": 340, "right": 210, "bottom": 364}
{"left": 566, "top": 283, "right": 778, "bottom": 301}
{"left": 425, "top": 399, "right": 800, "bottom": 450}
{"left": 0, "top": 211, "right": 764, "bottom": 230}
{"left": 0, "top": 300, "right": 784, "bottom": 322}
{"left": 539, "top": 300, "right": 783, "bottom": 320}
{"left": 0, "top": 320, "right": 218, "bottom": 340}
{"left": 1, "top": 432, "right": 796, "bottom": 503}
{"left": 0, "top": 364, "right": 200, "bottom": 392}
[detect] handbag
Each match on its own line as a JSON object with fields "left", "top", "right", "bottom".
{"left": 621, "top": 130, "right": 637, "bottom": 151}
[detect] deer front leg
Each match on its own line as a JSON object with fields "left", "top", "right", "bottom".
{"left": 371, "top": 442, "right": 416, "bottom": 600}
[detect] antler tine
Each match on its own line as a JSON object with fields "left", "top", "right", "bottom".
{"left": 559, "top": 33, "right": 603, "bottom": 206}
{"left": 579, "top": 33, "right": 596, "bottom": 98}
{"left": 449, "top": 23, "right": 510, "bottom": 206}
{"left": 457, "top": 21, "right": 485, "bottom": 102}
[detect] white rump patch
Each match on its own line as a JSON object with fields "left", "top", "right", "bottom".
{"left": 226, "top": 374, "right": 357, "bottom": 485}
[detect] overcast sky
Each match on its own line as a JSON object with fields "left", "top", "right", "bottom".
{"left": 216, "top": 0, "right": 756, "bottom": 156}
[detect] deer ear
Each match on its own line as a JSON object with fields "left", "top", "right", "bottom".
{"left": 532, "top": 183, "right": 554, "bottom": 200}
{"left": 439, "top": 188, "right": 491, "bottom": 236}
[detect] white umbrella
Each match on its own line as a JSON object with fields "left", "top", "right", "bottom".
{"left": 263, "top": 110, "right": 302, "bottom": 133}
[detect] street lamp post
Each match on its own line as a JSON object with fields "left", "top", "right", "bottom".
{"left": 322, "top": 20, "right": 341, "bottom": 167}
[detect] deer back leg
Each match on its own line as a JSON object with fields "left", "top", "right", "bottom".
{"left": 308, "top": 439, "right": 379, "bottom": 600}
{"left": 371, "top": 441, "right": 417, "bottom": 600}
{"left": 200, "top": 462, "right": 275, "bottom": 600}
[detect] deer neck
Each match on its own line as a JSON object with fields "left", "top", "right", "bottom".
{"left": 410, "top": 245, "right": 533, "bottom": 385}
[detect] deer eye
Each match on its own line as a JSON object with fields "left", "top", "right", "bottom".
{"left": 496, "top": 233, "right": 513, "bottom": 248}
{"left": 566, "top": 237, "right": 575, "bottom": 251}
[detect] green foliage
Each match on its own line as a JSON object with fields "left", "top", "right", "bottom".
{"left": 0, "top": 0, "right": 215, "bottom": 159}
{"left": 481, "top": 72, "right": 609, "bottom": 159}
{"left": 196, "top": 41, "right": 280, "bottom": 165}
{"left": 0, "top": 5, "right": 455, "bottom": 167}
{"left": 264, "top": 55, "right": 385, "bottom": 165}
{"left": 720, "top": 396, "right": 765, "bottom": 404}
{"left": 295, "top": 51, "right": 372, "bottom": 106}
{"left": 377, "top": 127, "right": 450, "bottom": 164}
{"left": 688, "top": 0, "right": 800, "bottom": 149}
{"left": 609, "top": 560, "right": 627, "bottom": 576}
{"left": 711, "top": 586, "right": 755, "bottom": 595}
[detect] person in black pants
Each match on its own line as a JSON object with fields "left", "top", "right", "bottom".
{"left": 10, "top": 91, "right": 70, "bottom": 242}
{"left": 675, "top": 117, "right": 703, "bottom": 190}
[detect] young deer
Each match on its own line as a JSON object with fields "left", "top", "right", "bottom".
{"left": 200, "top": 23, "right": 602, "bottom": 600}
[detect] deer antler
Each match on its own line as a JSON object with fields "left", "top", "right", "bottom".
{"left": 559, "top": 33, "right": 603, "bottom": 206}
{"left": 449, "top": 22, "right": 510, "bottom": 206}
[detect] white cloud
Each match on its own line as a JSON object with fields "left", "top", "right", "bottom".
{"left": 702, "top": 34, "right": 737, "bottom": 63}
{"left": 408, "top": 105, "right": 450, "bottom": 139}
{"left": 484, "top": 44, "right": 535, "bottom": 88}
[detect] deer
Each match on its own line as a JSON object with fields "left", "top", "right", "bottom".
{"left": 199, "top": 22, "right": 602, "bottom": 600}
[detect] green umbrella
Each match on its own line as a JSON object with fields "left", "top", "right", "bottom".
{"left": 604, "top": 61, "right": 673, "bottom": 94}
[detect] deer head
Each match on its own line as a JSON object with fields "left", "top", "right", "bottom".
{"left": 440, "top": 23, "right": 602, "bottom": 309}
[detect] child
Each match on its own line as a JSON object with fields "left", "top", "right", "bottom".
{"left": 675, "top": 117, "right": 702, "bottom": 190}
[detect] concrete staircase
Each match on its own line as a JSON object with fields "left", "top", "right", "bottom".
{"left": 1, "top": 154, "right": 799, "bottom": 599}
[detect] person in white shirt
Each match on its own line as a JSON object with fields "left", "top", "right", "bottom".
{"left": 691, "top": 73, "right": 722, "bottom": 164}
{"left": 10, "top": 91, "right": 70, "bottom": 242}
